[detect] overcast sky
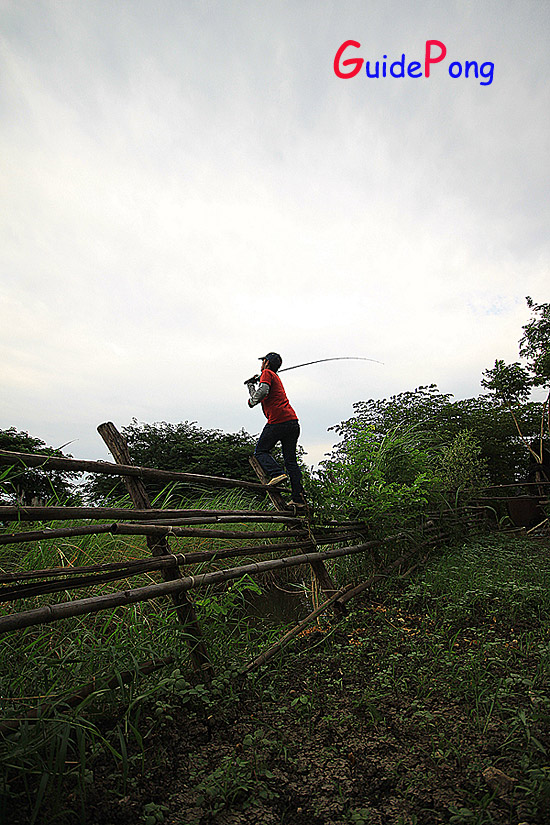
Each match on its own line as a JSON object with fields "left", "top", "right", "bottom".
{"left": 1, "top": 0, "right": 548, "bottom": 468}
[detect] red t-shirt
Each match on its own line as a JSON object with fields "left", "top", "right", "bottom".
{"left": 259, "top": 369, "right": 298, "bottom": 424}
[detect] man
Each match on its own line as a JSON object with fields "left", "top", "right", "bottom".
{"left": 246, "top": 352, "right": 306, "bottom": 507}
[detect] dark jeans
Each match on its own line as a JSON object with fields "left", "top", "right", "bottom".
{"left": 254, "top": 419, "right": 304, "bottom": 501}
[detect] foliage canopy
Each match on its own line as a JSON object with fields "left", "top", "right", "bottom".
{"left": 481, "top": 296, "right": 549, "bottom": 468}
{"left": 85, "top": 419, "right": 259, "bottom": 503}
{"left": 332, "top": 385, "right": 539, "bottom": 483}
{"left": 0, "top": 428, "right": 78, "bottom": 505}
{"left": 310, "top": 383, "right": 539, "bottom": 527}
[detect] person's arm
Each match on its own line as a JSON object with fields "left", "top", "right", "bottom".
{"left": 247, "top": 382, "right": 270, "bottom": 407}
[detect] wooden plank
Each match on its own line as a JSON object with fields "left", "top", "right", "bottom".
{"left": 97, "top": 422, "right": 212, "bottom": 678}
{"left": 248, "top": 455, "right": 341, "bottom": 609}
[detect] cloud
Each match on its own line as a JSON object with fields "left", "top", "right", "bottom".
{"left": 0, "top": 0, "right": 549, "bottom": 466}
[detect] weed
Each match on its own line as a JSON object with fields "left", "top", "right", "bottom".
{"left": 346, "top": 806, "right": 372, "bottom": 823}
{"left": 142, "top": 801, "right": 169, "bottom": 824}
{"left": 191, "top": 729, "right": 278, "bottom": 815}
{"left": 448, "top": 795, "right": 496, "bottom": 824}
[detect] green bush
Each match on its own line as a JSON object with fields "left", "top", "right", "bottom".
{"left": 437, "top": 429, "right": 490, "bottom": 500}
{"left": 313, "top": 421, "right": 439, "bottom": 531}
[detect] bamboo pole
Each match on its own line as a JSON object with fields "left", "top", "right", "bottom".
{"left": 142, "top": 514, "right": 301, "bottom": 525}
{"left": 0, "top": 528, "right": 376, "bottom": 602}
{"left": 97, "top": 422, "right": 212, "bottom": 677}
{"left": 0, "top": 537, "right": 395, "bottom": 634}
{"left": 112, "top": 523, "right": 307, "bottom": 540}
{"left": 473, "top": 496, "right": 546, "bottom": 503}
{"left": 0, "top": 521, "right": 364, "bottom": 549}
{"left": 0, "top": 449, "right": 265, "bottom": 491}
{"left": 322, "top": 521, "right": 369, "bottom": 530}
{"left": 314, "top": 527, "right": 368, "bottom": 539}
{"left": 0, "top": 505, "right": 281, "bottom": 522}
{"left": 241, "top": 547, "right": 438, "bottom": 675}
{"left": 247, "top": 454, "right": 340, "bottom": 605}
{"left": 480, "top": 481, "right": 550, "bottom": 491}
{"left": 0, "top": 524, "right": 116, "bottom": 546}
{"left": 0, "top": 503, "right": 366, "bottom": 528}
{"left": 241, "top": 584, "right": 356, "bottom": 674}
{"left": 117, "top": 523, "right": 359, "bottom": 541}
{"left": 0, "top": 538, "right": 306, "bottom": 600}
{"left": 0, "top": 556, "right": 177, "bottom": 585}
{"left": 336, "top": 535, "right": 446, "bottom": 608}
{"left": 248, "top": 456, "right": 289, "bottom": 510}
{"left": 0, "top": 528, "right": 368, "bottom": 586}
{"left": 0, "top": 541, "right": 303, "bottom": 583}
{"left": 0, "top": 564, "right": 163, "bottom": 601}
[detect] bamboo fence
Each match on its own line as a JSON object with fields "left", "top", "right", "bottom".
{"left": 0, "top": 421, "right": 492, "bottom": 697}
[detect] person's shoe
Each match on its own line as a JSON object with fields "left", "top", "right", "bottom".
{"left": 288, "top": 499, "right": 306, "bottom": 510}
{"left": 268, "top": 474, "right": 288, "bottom": 486}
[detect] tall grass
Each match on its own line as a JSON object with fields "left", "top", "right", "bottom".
{"left": 0, "top": 479, "right": 490, "bottom": 823}
{"left": 0, "top": 486, "right": 286, "bottom": 693}
{"left": 1, "top": 485, "right": 294, "bottom": 823}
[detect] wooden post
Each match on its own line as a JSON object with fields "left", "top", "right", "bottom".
{"left": 248, "top": 456, "right": 288, "bottom": 510}
{"left": 97, "top": 422, "right": 213, "bottom": 678}
{"left": 248, "top": 456, "right": 341, "bottom": 612}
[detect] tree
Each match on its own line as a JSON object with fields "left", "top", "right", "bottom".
{"left": 520, "top": 296, "right": 550, "bottom": 392}
{"left": 341, "top": 386, "right": 539, "bottom": 483}
{"left": 0, "top": 428, "right": 79, "bottom": 505}
{"left": 480, "top": 359, "right": 531, "bottom": 405}
{"left": 482, "top": 296, "right": 550, "bottom": 471}
{"left": 439, "top": 394, "right": 540, "bottom": 483}
{"left": 437, "top": 429, "right": 490, "bottom": 499}
{"left": 85, "top": 419, "right": 260, "bottom": 504}
{"left": 520, "top": 297, "right": 550, "bottom": 460}
{"left": 336, "top": 385, "right": 453, "bottom": 440}
{"left": 311, "top": 390, "right": 516, "bottom": 529}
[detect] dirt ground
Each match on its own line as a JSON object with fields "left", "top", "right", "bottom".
{"left": 83, "top": 612, "right": 550, "bottom": 825}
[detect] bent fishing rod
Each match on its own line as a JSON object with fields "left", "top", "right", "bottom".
{"left": 244, "top": 356, "right": 383, "bottom": 384}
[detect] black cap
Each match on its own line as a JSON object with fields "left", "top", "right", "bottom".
{"left": 259, "top": 352, "right": 282, "bottom": 372}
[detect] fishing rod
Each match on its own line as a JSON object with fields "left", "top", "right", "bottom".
{"left": 244, "top": 356, "right": 382, "bottom": 384}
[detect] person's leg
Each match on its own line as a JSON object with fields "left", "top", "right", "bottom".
{"left": 254, "top": 424, "right": 284, "bottom": 479}
{"left": 279, "top": 420, "right": 305, "bottom": 502}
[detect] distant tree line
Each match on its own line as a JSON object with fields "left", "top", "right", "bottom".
{"left": 84, "top": 420, "right": 259, "bottom": 504}
{"left": 0, "top": 428, "right": 79, "bottom": 506}
{"left": 311, "top": 296, "right": 549, "bottom": 525}
{"left": 2, "top": 298, "right": 547, "bottom": 511}
{"left": 329, "top": 385, "right": 542, "bottom": 484}
{"left": 0, "top": 392, "right": 542, "bottom": 509}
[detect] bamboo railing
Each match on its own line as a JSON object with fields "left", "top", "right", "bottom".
{"left": 0, "top": 421, "right": 492, "bottom": 692}
{"left": 0, "top": 423, "right": 370, "bottom": 667}
{"left": 0, "top": 448, "right": 265, "bottom": 491}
